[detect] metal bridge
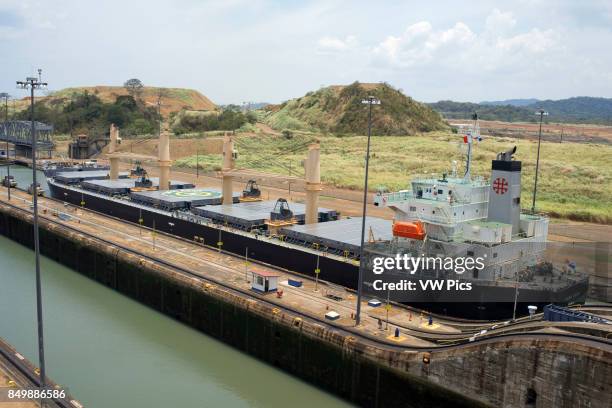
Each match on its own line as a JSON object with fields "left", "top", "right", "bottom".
{"left": 0, "top": 120, "right": 55, "bottom": 158}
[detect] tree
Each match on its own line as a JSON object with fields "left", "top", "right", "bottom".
{"left": 115, "top": 95, "right": 138, "bottom": 112}
{"left": 124, "top": 78, "right": 144, "bottom": 100}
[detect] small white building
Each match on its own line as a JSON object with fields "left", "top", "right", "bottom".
{"left": 251, "top": 269, "right": 280, "bottom": 293}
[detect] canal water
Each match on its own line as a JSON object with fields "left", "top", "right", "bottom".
{"left": 0, "top": 234, "right": 352, "bottom": 407}
{"left": 0, "top": 164, "right": 49, "bottom": 195}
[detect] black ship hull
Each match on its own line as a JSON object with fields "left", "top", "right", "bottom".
{"left": 48, "top": 180, "right": 589, "bottom": 320}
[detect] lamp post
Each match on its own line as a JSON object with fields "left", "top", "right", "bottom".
{"left": 531, "top": 109, "right": 548, "bottom": 213}
{"left": 355, "top": 96, "right": 380, "bottom": 326}
{"left": 0, "top": 92, "right": 10, "bottom": 200}
{"left": 16, "top": 72, "right": 48, "bottom": 394}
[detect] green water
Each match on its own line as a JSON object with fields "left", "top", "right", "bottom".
{"left": 0, "top": 235, "right": 352, "bottom": 408}
{"left": 0, "top": 165, "right": 49, "bottom": 194}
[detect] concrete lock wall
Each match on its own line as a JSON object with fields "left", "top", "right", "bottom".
{"left": 0, "top": 202, "right": 609, "bottom": 408}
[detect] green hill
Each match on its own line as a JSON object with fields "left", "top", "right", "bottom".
{"left": 263, "top": 82, "right": 448, "bottom": 135}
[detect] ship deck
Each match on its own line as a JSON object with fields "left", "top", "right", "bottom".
{"left": 280, "top": 216, "right": 393, "bottom": 256}
{"left": 192, "top": 200, "right": 338, "bottom": 229}
{"left": 130, "top": 188, "right": 238, "bottom": 209}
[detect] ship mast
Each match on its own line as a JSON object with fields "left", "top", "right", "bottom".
{"left": 463, "top": 112, "right": 479, "bottom": 181}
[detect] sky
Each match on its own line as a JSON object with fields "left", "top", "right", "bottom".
{"left": 1, "top": 0, "right": 612, "bottom": 105}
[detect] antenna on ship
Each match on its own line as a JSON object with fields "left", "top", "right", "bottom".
{"left": 462, "top": 112, "right": 480, "bottom": 181}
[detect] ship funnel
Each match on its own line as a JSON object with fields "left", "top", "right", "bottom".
{"left": 487, "top": 145, "right": 521, "bottom": 234}
{"left": 222, "top": 132, "right": 235, "bottom": 205}
{"left": 158, "top": 130, "right": 171, "bottom": 191}
{"left": 108, "top": 124, "right": 120, "bottom": 180}
{"left": 305, "top": 141, "right": 322, "bottom": 224}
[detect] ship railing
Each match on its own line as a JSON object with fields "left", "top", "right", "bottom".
{"left": 375, "top": 190, "right": 480, "bottom": 206}
{"left": 374, "top": 190, "right": 412, "bottom": 206}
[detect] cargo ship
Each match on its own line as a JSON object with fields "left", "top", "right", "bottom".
{"left": 42, "top": 159, "right": 109, "bottom": 177}
{"left": 46, "top": 125, "right": 588, "bottom": 319}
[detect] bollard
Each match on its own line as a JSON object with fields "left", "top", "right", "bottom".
{"left": 395, "top": 327, "right": 400, "bottom": 337}
{"left": 428, "top": 315, "right": 433, "bottom": 326}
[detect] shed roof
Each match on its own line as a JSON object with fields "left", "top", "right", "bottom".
{"left": 251, "top": 269, "right": 281, "bottom": 278}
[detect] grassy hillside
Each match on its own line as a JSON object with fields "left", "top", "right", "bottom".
{"left": 175, "top": 131, "right": 611, "bottom": 224}
{"left": 11, "top": 85, "right": 218, "bottom": 137}
{"left": 262, "top": 82, "right": 448, "bottom": 135}
{"left": 15, "top": 86, "right": 216, "bottom": 118}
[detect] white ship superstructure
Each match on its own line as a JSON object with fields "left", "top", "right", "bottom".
{"left": 373, "top": 122, "right": 550, "bottom": 282}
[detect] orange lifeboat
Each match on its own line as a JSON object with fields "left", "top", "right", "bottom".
{"left": 392, "top": 221, "right": 426, "bottom": 240}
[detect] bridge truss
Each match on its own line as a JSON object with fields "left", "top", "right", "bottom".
{"left": 0, "top": 120, "right": 55, "bottom": 158}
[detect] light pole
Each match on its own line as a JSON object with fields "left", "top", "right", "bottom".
{"left": 0, "top": 92, "right": 10, "bottom": 200}
{"left": 512, "top": 270, "right": 520, "bottom": 321}
{"left": 531, "top": 109, "right": 548, "bottom": 213}
{"left": 16, "top": 72, "right": 48, "bottom": 394}
{"left": 245, "top": 247, "right": 249, "bottom": 282}
{"left": 355, "top": 96, "right": 380, "bottom": 326}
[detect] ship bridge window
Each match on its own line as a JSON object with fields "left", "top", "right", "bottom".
{"left": 467, "top": 251, "right": 474, "bottom": 256}
{"left": 410, "top": 206, "right": 416, "bottom": 212}
{"left": 493, "top": 253, "right": 498, "bottom": 258}
{"left": 438, "top": 189, "right": 443, "bottom": 194}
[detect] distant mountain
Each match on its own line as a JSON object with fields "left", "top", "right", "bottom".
{"left": 262, "top": 82, "right": 448, "bottom": 135}
{"left": 480, "top": 98, "right": 540, "bottom": 107}
{"left": 429, "top": 96, "right": 612, "bottom": 125}
{"left": 533, "top": 97, "right": 612, "bottom": 124}
{"left": 428, "top": 100, "right": 534, "bottom": 122}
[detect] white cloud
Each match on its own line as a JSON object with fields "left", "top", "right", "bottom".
{"left": 0, "top": 25, "right": 21, "bottom": 39}
{"left": 485, "top": 8, "right": 516, "bottom": 34}
{"left": 371, "top": 9, "right": 559, "bottom": 73}
{"left": 373, "top": 21, "right": 476, "bottom": 67}
{"left": 495, "top": 28, "right": 556, "bottom": 53}
{"left": 317, "top": 35, "right": 357, "bottom": 53}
